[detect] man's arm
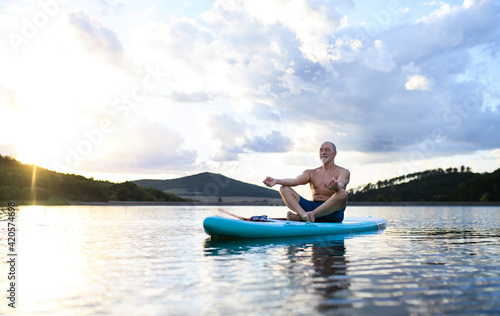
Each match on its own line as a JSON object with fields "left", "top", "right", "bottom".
{"left": 263, "top": 170, "right": 311, "bottom": 188}
{"left": 337, "top": 169, "right": 350, "bottom": 190}
{"left": 328, "top": 169, "right": 350, "bottom": 192}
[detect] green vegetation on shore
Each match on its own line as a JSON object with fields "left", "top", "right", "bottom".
{"left": 0, "top": 155, "right": 192, "bottom": 204}
{"left": 348, "top": 167, "right": 500, "bottom": 202}
{"left": 2, "top": 154, "right": 498, "bottom": 205}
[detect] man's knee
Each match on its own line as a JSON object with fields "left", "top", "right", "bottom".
{"left": 279, "top": 186, "right": 298, "bottom": 200}
{"left": 279, "top": 185, "right": 292, "bottom": 195}
{"left": 331, "top": 189, "right": 348, "bottom": 204}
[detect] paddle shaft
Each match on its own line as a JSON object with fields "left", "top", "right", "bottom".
{"left": 217, "top": 208, "right": 286, "bottom": 221}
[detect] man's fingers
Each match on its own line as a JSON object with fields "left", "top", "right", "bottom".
{"left": 306, "top": 212, "right": 315, "bottom": 223}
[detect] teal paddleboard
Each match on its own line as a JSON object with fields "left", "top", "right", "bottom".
{"left": 203, "top": 216, "right": 386, "bottom": 238}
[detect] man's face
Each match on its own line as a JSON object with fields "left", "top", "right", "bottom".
{"left": 319, "top": 143, "right": 336, "bottom": 163}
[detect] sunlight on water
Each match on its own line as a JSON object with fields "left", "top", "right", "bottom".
{"left": 0, "top": 205, "right": 499, "bottom": 315}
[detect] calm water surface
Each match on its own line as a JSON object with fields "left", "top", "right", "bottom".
{"left": 1, "top": 205, "right": 500, "bottom": 315}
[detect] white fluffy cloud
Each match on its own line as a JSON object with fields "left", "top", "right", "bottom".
{"left": 405, "top": 74, "right": 434, "bottom": 90}
{"left": 68, "top": 11, "right": 123, "bottom": 59}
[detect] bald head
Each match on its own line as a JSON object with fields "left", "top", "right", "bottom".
{"left": 322, "top": 141, "right": 336, "bottom": 152}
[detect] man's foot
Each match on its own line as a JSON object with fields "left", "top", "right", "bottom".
{"left": 306, "top": 211, "right": 315, "bottom": 223}
{"left": 287, "top": 211, "right": 302, "bottom": 221}
{"left": 287, "top": 211, "right": 315, "bottom": 222}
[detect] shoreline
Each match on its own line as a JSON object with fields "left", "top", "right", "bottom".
{"left": 9, "top": 201, "right": 499, "bottom": 207}
{"left": 347, "top": 201, "right": 500, "bottom": 207}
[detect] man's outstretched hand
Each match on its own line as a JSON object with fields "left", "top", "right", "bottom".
{"left": 327, "top": 177, "right": 341, "bottom": 192}
{"left": 263, "top": 176, "right": 277, "bottom": 187}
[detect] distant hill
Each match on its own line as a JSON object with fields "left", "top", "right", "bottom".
{"left": 348, "top": 167, "right": 500, "bottom": 202}
{"left": 133, "top": 172, "right": 281, "bottom": 199}
{"left": 0, "top": 155, "right": 191, "bottom": 204}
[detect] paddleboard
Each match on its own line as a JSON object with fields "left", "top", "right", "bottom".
{"left": 203, "top": 215, "right": 386, "bottom": 238}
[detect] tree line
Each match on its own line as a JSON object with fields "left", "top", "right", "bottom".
{"left": 347, "top": 167, "right": 500, "bottom": 202}
{"left": 0, "top": 155, "right": 191, "bottom": 204}
{"left": 3, "top": 154, "right": 498, "bottom": 204}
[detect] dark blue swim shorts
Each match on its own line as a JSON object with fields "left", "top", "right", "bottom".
{"left": 299, "top": 196, "right": 345, "bottom": 223}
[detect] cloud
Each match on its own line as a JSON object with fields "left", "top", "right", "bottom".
{"left": 361, "top": 40, "right": 395, "bottom": 72}
{"left": 59, "top": 0, "right": 500, "bottom": 163}
{"left": 97, "top": 0, "right": 124, "bottom": 15}
{"left": 258, "top": 0, "right": 500, "bottom": 156}
{"left": 243, "top": 0, "right": 345, "bottom": 65}
{"left": 417, "top": 2, "right": 453, "bottom": 23}
{"left": 388, "top": 0, "right": 500, "bottom": 65}
{"left": 68, "top": 11, "right": 123, "bottom": 59}
{"left": 206, "top": 113, "right": 246, "bottom": 161}
{"left": 207, "top": 112, "right": 293, "bottom": 160}
{"left": 167, "top": 91, "right": 225, "bottom": 103}
{"left": 74, "top": 120, "right": 197, "bottom": 173}
{"left": 405, "top": 74, "right": 434, "bottom": 90}
{"left": 243, "top": 131, "right": 293, "bottom": 153}
{"left": 67, "top": 10, "right": 143, "bottom": 78}
{"left": 250, "top": 104, "right": 287, "bottom": 121}
{"left": 208, "top": 113, "right": 246, "bottom": 142}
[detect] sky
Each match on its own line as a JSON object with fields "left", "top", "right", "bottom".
{"left": 0, "top": 0, "right": 499, "bottom": 198}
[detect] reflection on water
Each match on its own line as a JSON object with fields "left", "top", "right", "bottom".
{"left": 0, "top": 205, "right": 499, "bottom": 315}
{"left": 203, "top": 234, "right": 352, "bottom": 315}
{"left": 310, "top": 241, "right": 349, "bottom": 313}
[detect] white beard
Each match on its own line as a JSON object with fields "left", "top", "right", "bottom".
{"left": 320, "top": 156, "right": 330, "bottom": 164}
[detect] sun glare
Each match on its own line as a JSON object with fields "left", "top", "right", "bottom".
{"left": 17, "top": 147, "right": 52, "bottom": 169}
{"left": 14, "top": 112, "right": 54, "bottom": 167}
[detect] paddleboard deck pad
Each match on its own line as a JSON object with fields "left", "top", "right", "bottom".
{"left": 203, "top": 215, "right": 386, "bottom": 238}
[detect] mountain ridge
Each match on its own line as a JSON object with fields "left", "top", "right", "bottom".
{"left": 133, "top": 172, "right": 281, "bottom": 199}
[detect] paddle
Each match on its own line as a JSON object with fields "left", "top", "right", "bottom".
{"left": 217, "top": 208, "right": 285, "bottom": 222}
{"left": 217, "top": 208, "right": 248, "bottom": 220}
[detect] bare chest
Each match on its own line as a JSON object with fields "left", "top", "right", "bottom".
{"left": 310, "top": 169, "right": 339, "bottom": 189}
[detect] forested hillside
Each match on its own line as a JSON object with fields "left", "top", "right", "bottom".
{"left": 348, "top": 167, "right": 500, "bottom": 202}
{"left": 3, "top": 154, "right": 498, "bottom": 205}
{"left": 0, "top": 155, "right": 190, "bottom": 204}
{"left": 133, "top": 172, "right": 281, "bottom": 198}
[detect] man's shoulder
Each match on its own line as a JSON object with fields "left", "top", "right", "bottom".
{"left": 305, "top": 167, "right": 322, "bottom": 173}
{"left": 301, "top": 168, "right": 321, "bottom": 179}
{"left": 336, "top": 166, "right": 350, "bottom": 177}
{"left": 337, "top": 165, "right": 350, "bottom": 173}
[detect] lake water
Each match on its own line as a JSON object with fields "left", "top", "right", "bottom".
{"left": 1, "top": 205, "right": 500, "bottom": 315}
